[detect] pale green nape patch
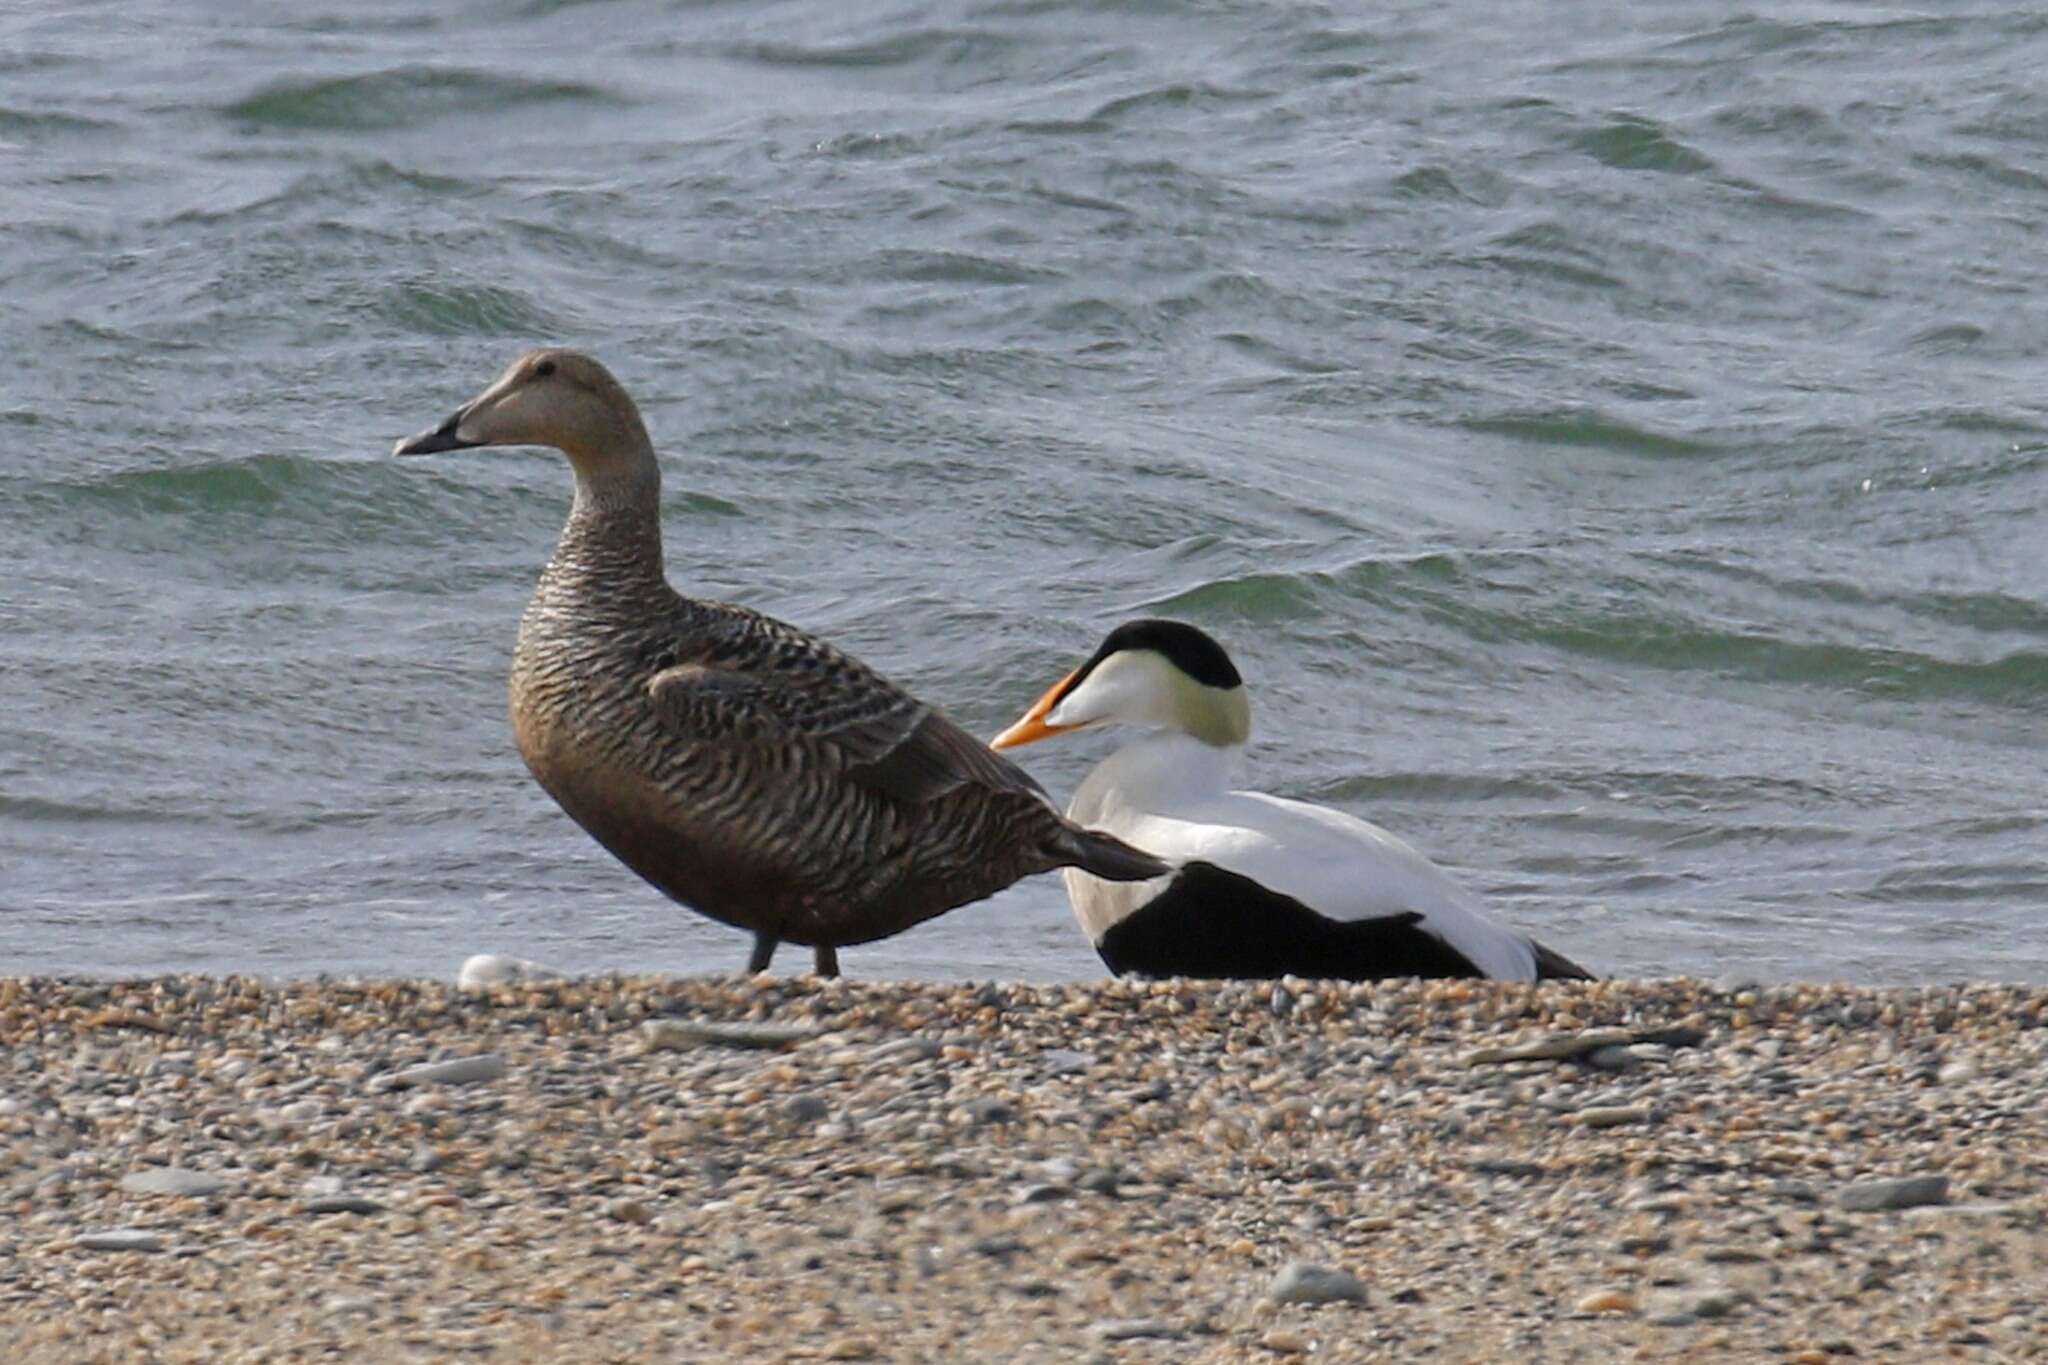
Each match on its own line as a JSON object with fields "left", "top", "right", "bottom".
{"left": 1166, "top": 659, "right": 1250, "bottom": 748}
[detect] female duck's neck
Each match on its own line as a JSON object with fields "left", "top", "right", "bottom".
{"left": 550, "top": 456, "right": 667, "bottom": 590}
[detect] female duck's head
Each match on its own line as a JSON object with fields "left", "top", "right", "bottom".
{"left": 992, "top": 619, "right": 1250, "bottom": 752}
{"left": 393, "top": 348, "right": 652, "bottom": 479}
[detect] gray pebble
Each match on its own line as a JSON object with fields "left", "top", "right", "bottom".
{"left": 1573, "top": 1105, "right": 1651, "bottom": 1129}
{"left": 869, "top": 1037, "right": 941, "bottom": 1064}
{"left": 405, "top": 1145, "right": 444, "bottom": 1174}
{"left": 1267, "top": 1260, "right": 1369, "bottom": 1305}
{"left": 120, "top": 1167, "right": 227, "bottom": 1199}
{"left": 1838, "top": 1175, "right": 1949, "bottom": 1211}
{"left": 1013, "top": 1183, "right": 1068, "bottom": 1205}
{"left": 1077, "top": 1168, "right": 1122, "bottom": 1197}
{"left": 1039, "top": 1048, "right": 1097, "bottom": 1075}
{"left": 77, "top": 1230, "right": 165, "bottom": 1253}
{"left": 964, "top": 1098, "right": 1016, "bottom": 1125}
{"left": 1584, "top": 1045, "right": 1642, "bottom": 1073}
{"left": 304, "top": 1194, "right": 387, "bottom": 1216}
{"left": 784, "top": 1093, "right": 831, "bottom": 1123}
{"left": 1649, "top": 1312, "right": 1698, "bottom": 1327}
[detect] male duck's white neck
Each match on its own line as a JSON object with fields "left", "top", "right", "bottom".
{"left": 1069, "top": 731, "right": 1241, "bottom": 826}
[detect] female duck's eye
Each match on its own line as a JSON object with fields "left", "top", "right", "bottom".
{"left": 534, "top": 359, "right": 556, "bottom": 377}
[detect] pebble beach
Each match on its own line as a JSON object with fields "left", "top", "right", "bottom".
{"left": 3, "top": 972, "right": 2045, "bottom": 1363}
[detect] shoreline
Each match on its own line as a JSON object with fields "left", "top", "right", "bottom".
{"left": 3, "top": 974, "right": 2044, "bottom": 1361}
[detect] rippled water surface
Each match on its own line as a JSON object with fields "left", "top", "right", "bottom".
{"left": 4, "top": 0, "right": 2045, "bottom": 983}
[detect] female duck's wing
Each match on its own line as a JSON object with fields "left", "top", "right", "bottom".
{"left": 646, "top": 660, "right": 1048, "bottom": 806}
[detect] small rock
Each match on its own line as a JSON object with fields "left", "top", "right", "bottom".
{"left": 1649, "top": 1312, "right": 1698, "bottom": 1327}
{"left": 869, "top": 1037, "right": 941, "bottom": 1064}
{"left": 784, "top": 1093, "right": 831, "bottom": 1123}
{"left": 1769, "top": 1179, "right": 1817, "bottom": 1203}
{"left": 405, "top": 1145, "right": 444, "bottom": 1174}
{"left": 1838, "top": 1175, "right": 1948, "bottom": 1212}
{"left": 607, "top": 1198, "right": 653, "bottom": 1226}
{"left": 1038, "top": 1157, "right": 1082, "bottom": 1184}
{"left": 305, "top": 1195, "right": 386, "bottom": 1215}
{"left": 120, "top": 1167, "right": 227, "bottom": 1199}
{"left": 963, "top": 1098, "right": 1016, "bottom": 1126}
{"left": 1077, "top": 1168, "right": 1122, "bottom": 1197}
{"left": 456, "top": 954, "right": 560, "bottom": 990}
{"left": 382, "top": 1054, "right": 507, "bottom": 1089}
{"left": 1573, "top": 1106, "right": 1651, "bottom": 1129}
{"left": 823, "top": 1338, "right": 877, "bottom": 1361}
{"left": 1267, "top": 1261, "right": 1368, "bottom": 1305}
{"left": 641, "top": 1019, "right": 816, "bottom": 1052}
{"left": 77, "top": 1230, "right": 164, "bottom": 1253}
{"left": 1576, "top": 1289, "right": 1636, "bottom": 1314}
{"left": 1014, "top": 1183, "right": 1068, "bottom": 1205}
{"left": 1260, "top": 1328, "right": 1312, "bottom": 1353}
{"left": 278, "top": 1099, "right": 324, "bottom": 1124}
{"left": 1039, "top": 1048, "right": 1097, "bottom": 1075}
{"left": 1093, "top": 1319, "right": 1180, "bottom": 1341}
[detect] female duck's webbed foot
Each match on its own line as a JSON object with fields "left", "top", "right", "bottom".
{"left": 812, "top": 943, "right": 840, "bottom": 978}
{"left": 747, "top": 932, "right": 778, "bottom": 975}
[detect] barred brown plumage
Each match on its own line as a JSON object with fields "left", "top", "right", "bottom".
{"left": 394, "top": 349, "right": 1170, "bottom": 976}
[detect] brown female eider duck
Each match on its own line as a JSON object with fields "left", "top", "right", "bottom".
{"left": 394, "top": 349, "right": 1168, "bottom": 976}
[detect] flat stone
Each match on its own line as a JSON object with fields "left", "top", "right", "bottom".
{"left": 1013, "top": 1183, "right": 1069, "bottom": 1205}
{"left": 1573, "top": 1105, "right": 1651, "bottom": 1129}
{"left": 1584, "top": 1045, "right": 1642, "bottom": 1073}
{"left": 1267, "top": 1261, "right": 1368, "bottom": 1305}
{"left": 1466, "top": 1028, "right": 1634, "bottom": 1065}
{"left": 1838, "top": 1175, "right": 1949, "bottom": 1212}
{"left": 304, "top": 1194, "right": 386, "bottom": 1215}
{"left": 1575, "top": 1289, "right": 1635, "bottom": 1314}
{"left": 1039, "top": 1048, "right": 1097, "bottom": 1075}
{"left": 120, "top": 1167, "right": 227, "bottom": 1199}
{"left": 869, "top": 1037, "right": 941, "bottom": 1064}
{"left": 381, "top": 1054, "right": 507, "bottom": 1089}
{"left": 1092, "top": 1318, "right": 1180, "bottom": 1341}
{"left": 641, "top": 1019, "right": 817, "bottom": 1052}
{"left": 76, "top": 1230, "right": 164, "bottom": 1253}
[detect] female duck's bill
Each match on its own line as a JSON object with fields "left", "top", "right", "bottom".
{"left": 993, "top": 619, "right": 1593, "bottom": 984}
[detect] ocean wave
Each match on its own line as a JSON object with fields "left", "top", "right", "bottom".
{"left": 222, "top": 66, "right": 622, "bottom": 132}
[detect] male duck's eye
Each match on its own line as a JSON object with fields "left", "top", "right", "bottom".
{"left": 534, "top": 359, "right": 557, "bottom": 377}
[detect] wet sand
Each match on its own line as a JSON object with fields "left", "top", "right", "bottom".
{"left": 2, "top": 973, "right": 2044, "bottom": 1362}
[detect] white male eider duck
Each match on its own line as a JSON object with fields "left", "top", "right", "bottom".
{"left": 991, "top": 619, "right": 1593, "bottom": 982}
{"left": 393, "top": 350, "right": 1170, "bottom": 978}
